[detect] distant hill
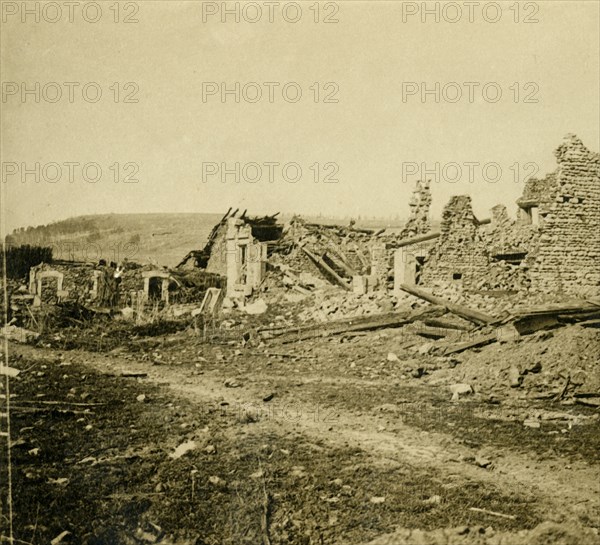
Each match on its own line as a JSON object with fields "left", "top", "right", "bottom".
{"left": 6, "top": 213, "right": 223, "bottom": 268}
{"left": 7, "top": 213, "right": 412, "bottom": 268}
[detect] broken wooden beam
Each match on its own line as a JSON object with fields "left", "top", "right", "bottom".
{"left": 511, "top": 300, "right": 600, "bottom": 317}
{"left": 411, "top": 325, "right": 462, "bottom": 340}
{"left": 399, "top": 284, "right": 497, "bottom": 325}
{"left": 323, "top": 250, "right": 356, "bottom": 278}
{"left": 301, "top": 246, "right": 350, "bottom": 290}
{"left": 440, "top": 332, "right": 497, "bottom": 355}
{"left": 395, "top": 231, "right": 441, "bottom": 248}
{"left": 578, "top": 319, "right": 600, "bottom": 328}
{"left": 422, "top": 317, "right": 473, "bottom": 331}
{"left": 267, "top": 306, "right": 445, "bottom": 344}
{"left": 469, "top": 507, "right": 515, "bottom": 520}
{"left": 513, "top": 314, "right": 559, "bottom": 335}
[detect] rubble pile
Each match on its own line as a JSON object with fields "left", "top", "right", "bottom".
{"left": 429, "top": 325, "right": 600, "bottom": 400}
{"left": 296, "top": 290, "right": 398, "bottom": 323}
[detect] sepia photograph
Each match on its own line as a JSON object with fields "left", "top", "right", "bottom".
{"left": 1, "top": 1, "right": 599, "bottom": 543}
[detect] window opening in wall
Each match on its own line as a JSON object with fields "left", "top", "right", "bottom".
{"left": 239, "top": 244, "right": 248, "bottom": 284}
{"left": 522, "top": 205, "right": 540, "bottom": 225}
{"left": 452, "top": 272, "right": 462, "bottom": 281}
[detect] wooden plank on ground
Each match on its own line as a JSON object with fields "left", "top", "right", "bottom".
{"left": 441, "top": 333, "right": 497, "bottom": 355}
{"left": 399, "top": 284, "right": 497, "bottom": 325}
{"left": 513, "top": 314, "right": 559, "bottom": 335}
{"left": 511, "top": 301, "right": 600, "bottom": 317}
{"left": 423, "top": 317, "right": 473, "bottom": 331}
{"left": 269, "top": 306, "right": 445, "bottom": 345}
{"left": 411, "top": 325, "right": 462, "bottom": 340}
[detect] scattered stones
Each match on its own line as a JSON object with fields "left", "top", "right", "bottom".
{"left": 475, "top": 455, "right": 493, "bottom": 469}
{"left": 449, "top": 383, "right": 473, "bottom": 401}
{"left": 50, "top": 531, "right": 71, "bottom": 545}
{"left": 169, "top": 440, "right": 197, "bottom": 460}
{"left": 508, "top": 366, "right": 523, "bottom": 388}
{"left": 243, "top": 299, "right": 268, "bottom": 315}
{"left": 208, "top": 475, "right": 227, "bottom": 488}
{"left": 524, "top": 361, "right": 542, "bottom": 374}
{"left": 524, "top": 419, "right": 541, "bottom": 429}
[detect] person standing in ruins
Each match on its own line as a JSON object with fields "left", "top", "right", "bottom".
{"left": 112, "top": 263, "right": 124, "bottom": 307}
{"left": 96, "top": 259, "right": 108, "bottom": 307}
{"left": 104, "top": 262, "right": 117, "bottom": 307}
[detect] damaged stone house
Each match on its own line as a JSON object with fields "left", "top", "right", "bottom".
{"left": 14, "top": 260, "right": 223, "bottom": 317}
{"left": 177, "top": 209, "right": 283, "bottom": 298}
{"left": 395, "top": 134, "right": 600, "bottom": 297}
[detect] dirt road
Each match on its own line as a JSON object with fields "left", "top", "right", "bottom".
{"left": 4, "top": 336, "right": 599, "bottom": 544}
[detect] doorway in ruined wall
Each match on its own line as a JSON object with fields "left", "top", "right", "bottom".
{"left": 415, "top": 256, "right": 426, "bottom": 285}
{"left": 39, "top": 277, "right": 59, "bottom": 304}
{"left": 148, "top": 277, "right": 163, "bottom": 301}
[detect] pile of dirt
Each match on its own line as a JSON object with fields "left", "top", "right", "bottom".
{"left": 428, "top": 325, "right": 600, "bottom": 399}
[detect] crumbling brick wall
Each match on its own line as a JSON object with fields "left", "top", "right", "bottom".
{"left": 399, "top": 179, "right": 432, "bottom": 239}
{"left": 529, "top": 135, "right": 600, "bottom": 295}
{"left": 368, "top": 241, "right": 389, "bottom": 288}
{"left": 480, "top": 205, "right": 539, "bottom": 292}
{"left": 420, "top": 196, "right": 490, "bottom": 288}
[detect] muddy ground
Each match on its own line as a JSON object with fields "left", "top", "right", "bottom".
{"left": 1, "top": 322, "right": 599, "bottom": 545}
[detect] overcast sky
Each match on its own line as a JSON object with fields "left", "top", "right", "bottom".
{"left": 1, "top": 0, "right": 599, "bottom": 233}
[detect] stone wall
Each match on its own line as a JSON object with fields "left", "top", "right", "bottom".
{"left": 416, "top": 135, "right": 599, "bottom": 296}
{"left": 420, "top": 196, "right": 490, "bottom": 289}
{"left": 399, "top": 179, "right": 432, "bottom": 239}
{"left": 529, "top": 135, "right": 600, "bottom": 295}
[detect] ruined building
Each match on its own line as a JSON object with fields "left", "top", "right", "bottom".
{"left": 528, "top": 135, "right": 600, "bottom": 295}
{"left": 396, "top": 134, "right": 599, "bottom": 297}
{"left": 178, "top": 209, "right": 283, "bottom": 298}
{"left": 419, "top": 195, "right": 490, "bottom": 288}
